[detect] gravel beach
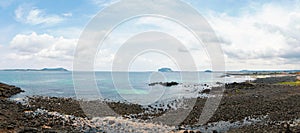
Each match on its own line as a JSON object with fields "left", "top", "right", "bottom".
{"left": 1, "top": 76, "right": 300, "bottom": 132}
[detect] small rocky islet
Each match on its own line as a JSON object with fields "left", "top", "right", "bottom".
{"left": 148, "top": 81, "right": 179, "bottom": 87}
{"left": 1, "top": 76, "right": 300, "bottom": 132}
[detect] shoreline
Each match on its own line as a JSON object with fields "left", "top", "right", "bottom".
{"left": 1, "top": 76, "right": 300, "bottom": 132}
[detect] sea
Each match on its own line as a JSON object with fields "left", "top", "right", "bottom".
{"left": 0, "top": 71, "right": 251, "bottom": 104}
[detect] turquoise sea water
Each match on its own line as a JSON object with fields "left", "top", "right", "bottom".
{"left": 0, "top": 71, "right": 248, "bottom": 103}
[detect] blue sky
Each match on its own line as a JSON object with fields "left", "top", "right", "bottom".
{"left": 0, "top": 0, "right": 299, "bottom": 70}
{"left": 0, "top": 0, "right": 286, "bottom": 43}
{"left": 0, "top": 0, "right": 99, "bottom": 42}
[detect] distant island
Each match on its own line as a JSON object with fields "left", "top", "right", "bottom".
{"left": 204, "top": 70, "right": 213, "bottom": 73}
{"left": 158, "top": 68, "right": 173, "bottom": 72}
{"left": 41, "top": 68, "right": 68, "bottom": 71}
{"left": 2, "top": 68, "right": 68, "bottom": 72}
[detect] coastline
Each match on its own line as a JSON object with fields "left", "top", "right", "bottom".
{"left": 1, "top": 76, "right": 300, "bottom": 132}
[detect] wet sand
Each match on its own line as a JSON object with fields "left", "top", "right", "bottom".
{"left": 1, "top": 76, "right": 300, "bottom": 132}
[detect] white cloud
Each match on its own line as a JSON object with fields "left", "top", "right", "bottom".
{"left": 46, "top": 27, "right": 83, "bottom": 38}
{"left": 15, "top": 5, "right": 64, "bottom": 25}
{"left": 91, "top": 0, "right": 120, "bottom": 7}
{"left": 10, "top": 32, "right": 56, "bottom": 53}
{"left": 62, "top": 12, "right": 73, "bottom": 17}
{"left": 7, "top": 32, "right": 76, "bottom": 68}
{"left": 4, "top": 1, "right": 300, "bottom": 70}
{"left": 207, "top": 2, "right": 300, "bottom": 70}
{"left": 91, "top": 16, "right": 211, "bottom": 71}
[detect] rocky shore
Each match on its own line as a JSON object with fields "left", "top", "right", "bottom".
{"left": 0, "top": 82, "right": 81, "bottom": 132}
{"left": 0, "top": 82, "right": 24, "bottom": 98}
{"left": 1, "top": 76, "right": 300, "bottom": 132}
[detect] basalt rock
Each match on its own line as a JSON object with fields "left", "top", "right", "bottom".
{"left": 225, "top": 82, "right": 255, "bottom": 90}
{"left": 0, "top": 82, "right": 24, "bottom": 98}
{"left": 148, "top": 81, "right": 179, "bottom": 87}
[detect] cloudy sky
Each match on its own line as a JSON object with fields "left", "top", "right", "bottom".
{"left": 0, "top": 0, "right": 299, "bottom": 71}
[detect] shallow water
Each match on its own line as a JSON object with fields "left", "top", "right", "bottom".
{"left": 0, "top": 71, "right": 251, "bottom": 103}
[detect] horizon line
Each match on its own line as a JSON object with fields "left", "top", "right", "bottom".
{"left": 1, "top": 68, "right": 300, "bottom": 72}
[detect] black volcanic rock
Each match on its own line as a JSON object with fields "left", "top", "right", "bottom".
{"left": 201, "top": 89, "right": 211, "bottom": 94}
{"left": 225, "top": 82, "right": 255, "bottom": 90}
{"left": 0, "top": 82, "right": 24, "bottom": 98}
{"left": 148, "top": 81, "right": 179, "bottom": 87}
{"left": 253, "top": 76, "right": 297, "bottom": 84}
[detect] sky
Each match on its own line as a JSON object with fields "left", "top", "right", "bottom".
{"left": 0, "top": 0, "right": 299, "bottom": 71}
